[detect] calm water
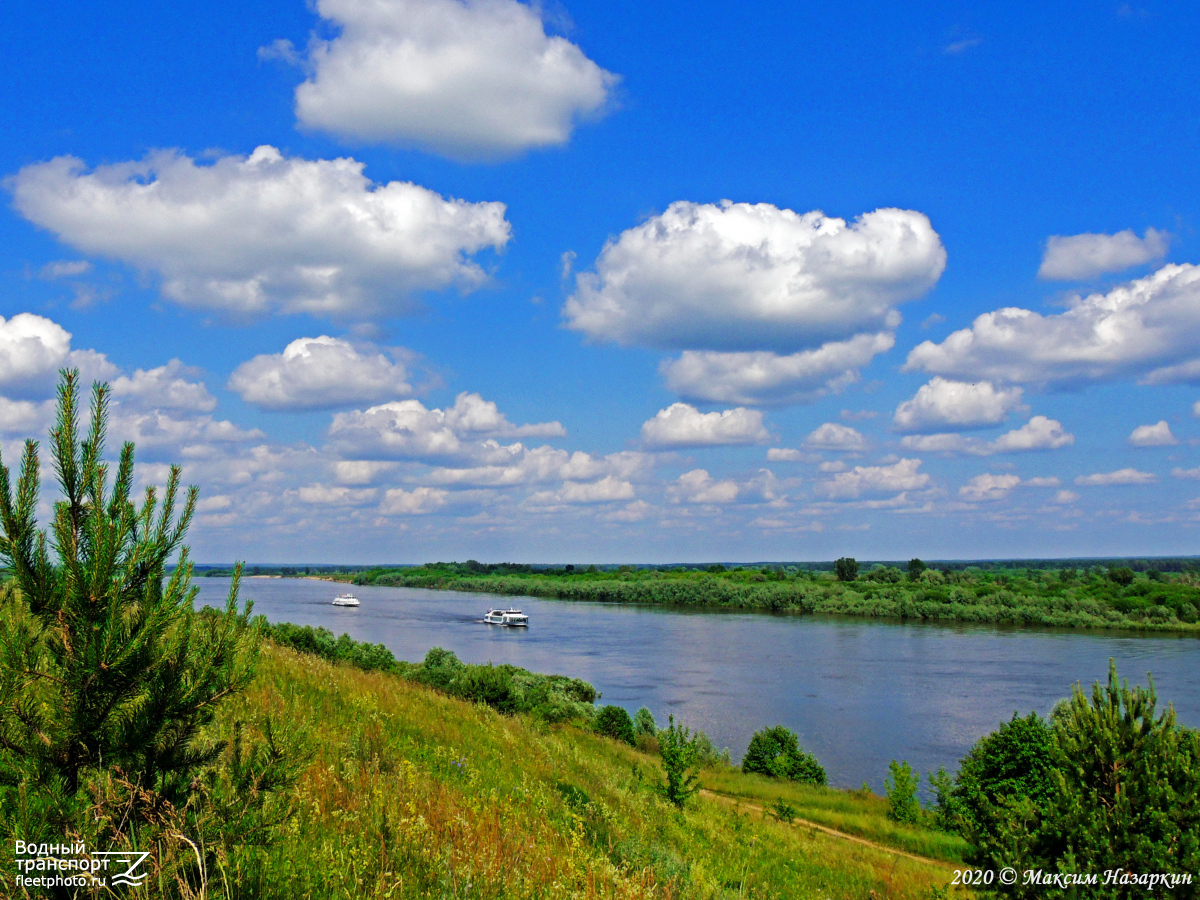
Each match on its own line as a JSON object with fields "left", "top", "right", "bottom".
{"left": 195, "top": 577, "right": 1200, "bottom": 791}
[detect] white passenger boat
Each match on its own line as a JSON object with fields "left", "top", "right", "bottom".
{"left": 332, "top": 592, "right": 361, "bottom": 607}
{"left": 483, "top": 607, "right": 529, "bottom": 626}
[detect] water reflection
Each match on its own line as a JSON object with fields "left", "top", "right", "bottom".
{"left": 195, "top": 577, "right": 1200, "bottom": 791}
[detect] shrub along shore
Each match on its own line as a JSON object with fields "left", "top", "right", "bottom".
{"left": 299, "top": 559, "right": 1200, "bottom": 633}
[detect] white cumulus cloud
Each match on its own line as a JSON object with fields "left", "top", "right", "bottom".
{"left": 112, "top": 360, "right": 217, "bottom": 412}
{"left": 989, "top": 416, "right": 1075, "bottom": 453}
{"left": 1074, "top": 468, "right": 1157, "bottom": 486}
{"left": 640, "top": 403, "right": 768, "bottom": 449}
{"left": 803, "top": 423, "right": 865, "bottom": 452}
{"left": 667, "top": 469, "right": 739, "bottom": 504}
{"left": 905, "top": 263, "right": 1200, "bottom": 386}
{"left": 661, "top": 332, "right": 894, "bottom": 406}
{"left": 565, "top": 203, "right": 945, "bottom": 352}
{"left": 296, "top": 483, "right": 379, "bottom": 506}
{"left": 328, "top": 393, "right": 564, "bottom": 461}
{"left": 526, "top": 476, "right": 635, "bottom": 507}
{"left": 1128, "top": 421, "right": 1178, "bottom": 447}
{"left": 0, "top": 398, "right": 55, "bottom": 435}
{"left": 1038, "top": 228, "right": 1169, "bottom": 281}
{"left": 900, "top": 416, "right": 1074, "bottom": 456}
{"left": 286, "top": 0, "right": 617, "bottom": 160}
{"left": 817, "top": 458, "right": 931, "bottom": 499}
{"left": 12, "top": 146, "right": 510, "bottom": 320}
{"left": 892, "top": 378, "right": 1025, "bottom": 432}
{"left": 332, "top": 460, "right": 399, "bottom": 485}
{"left": 379, "top": 486, "right": 449, "bottom": 515}
{"left": 230, "top": 336, "right": 414, "bottom": 410}
{"left": 0, "top": 313, "right": 116, "bottom": 398}
{"left": 425, "top": 446, "right": 649, "bottom": 487}
{"left": 959, "top": 473, "right": 1021, "bottom": 502}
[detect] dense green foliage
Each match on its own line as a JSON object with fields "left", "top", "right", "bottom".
{"left": 264, "top": 620, "right": 398, "bottom": 671}
{"left": 835, "top": 557, "right": 859, "bottom": 581}
{"left": 634, "top": 705, "right": 657, "bottom": 736}
{"left": 885, "top": 761, "right": 921, "bottom": 824}
{"left": 0, "top": 372, "right": 299, "bottom": 893}
{"left": 263, "top": 624, "right": 601, "bottom": 723}
{"left": 595, "top": 705, "right": 637, "bottom": 745}
{"left": 337, "top": 559, "right": 1200, "bottom": 632}
{"left": 942, "top": 712, "right": 1056, "bottom": 834}
{"left": 942, "top": 663, "right": 1200, "bottom": 897}
{"left": 404, "top": 647, "right": 598, "bottom": 722}
{"left": 742, "top": 725, "right": 827, "bottom": 784}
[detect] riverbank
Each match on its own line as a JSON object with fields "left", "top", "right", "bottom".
{"left": 216, "top": 640, "right": 969, "bottom": 898}
{"left": 323, "top": 563, "right": 1200, "bottom": 634}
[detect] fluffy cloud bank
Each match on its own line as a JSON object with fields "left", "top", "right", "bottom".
{"left": 565, "top": 203, "right": 945, "bottom": 352}
{"left": 803, "top": 423, "right": 865, "bottom": 452}
{"left": 905, "top": 264, "right": 1200, "bottom": 386}
{"left": 328, "top": 392, "right": 565, "bottom": 460}
{"left": 959, "top": 473, "right": 1021, "bottom": 502}
{"left": 1128, "top": 421, "right": 1177, "bottom": 447}
{"left": 0, "top": 313, "right": 116, "bottom": 398}
{"left": 0, "top": 317, "right": 258, "bottom": 457}
{"left": 893, "top": 378, "right": 1025, "bottom": 432}
{"left": 640, "top": 403, "right": 768, "bottom": 449}
{"left": 284, "top": 0, "right": 616, "bottom": 160}
{"left": 230, "top": 336, "right": 414, "bottom": 411}
{"left": 526, "top": 476, "right": 635, "bottom": 508}
{"left": 900, "top": 416, "right": 1074, "bottom": 456}
{"left": 1038, "top": 228, "right": 1169, "bottom": 281}
{"left": 661, "top": 332, "right": 894, "bottom": 406}
{"left": 12, "top": 146, "right": 510, "bottom": 319}
{"left": 816, "top": 458, "right": 931, "bottom": 499}
{"left": 667, "top": 469, "right": 739, "bottom": 504}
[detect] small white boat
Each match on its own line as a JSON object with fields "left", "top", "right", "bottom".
{"left": 483, "top": 607, "right": 529, "bottom": 626}
{"left": 332, "top": 592, "right": 361, "bottom": 607}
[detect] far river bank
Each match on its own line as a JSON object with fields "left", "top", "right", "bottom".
{"left": 195, "top": 576, "right": 1200, "bottom": 792}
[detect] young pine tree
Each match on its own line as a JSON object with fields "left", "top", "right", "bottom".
{"left": 0, "top": 372, "right": 260, "bottom": 843}
{"left": 660, "top": 715, "right": 701, "bottom": 808}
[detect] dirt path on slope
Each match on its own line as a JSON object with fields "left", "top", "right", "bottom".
{"left": 699, "top": 789, "right": 958, "bottom": 871}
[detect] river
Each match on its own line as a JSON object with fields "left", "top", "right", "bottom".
{"left": 195, "top": 576, "right": 1200, "bottom": 792}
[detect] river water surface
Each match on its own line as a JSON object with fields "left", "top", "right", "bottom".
{"left": 195, "top": 576, "right": 1200, "bottom": 792}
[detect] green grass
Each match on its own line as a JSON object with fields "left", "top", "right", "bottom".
{"left": 206, "top": 643, "right": 971, "bottom": 899}
{"left": 699, "top": 770, "right": 972, "bottom": 863}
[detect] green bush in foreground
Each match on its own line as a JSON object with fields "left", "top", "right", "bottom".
{"left": 634, "top": 706, "right": 657, "bottom": 736}
{"left": 955, "top": 662, "right": 1200, "bottom": 897}
{"left": 943, "top": 711, "right": 1055, "bottom": 834}
{"left": 885, "top": 760, "right": 921, "bottom": 824}
{"left": 660, "top": 715, "right": 702, "bottom": 808}
{"left": 595, "top": 705, "right": 637, "bottom": 745}
{"left": 742, "top": 725, "right": 827, "bottom": 784}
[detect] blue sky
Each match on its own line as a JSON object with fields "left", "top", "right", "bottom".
{"left": 1, "top": 0, "right": 1199, "bottom": 563}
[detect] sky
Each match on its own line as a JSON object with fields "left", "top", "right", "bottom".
{"left": 1, "top": 0, "right": 1199, "bottom": 564}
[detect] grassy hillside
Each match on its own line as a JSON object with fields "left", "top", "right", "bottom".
{"left": 329, "top": 562, "right": 1200, "bottom": 633}
{"left": 213, "top": 643, "right": 968, "bottom": 899}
